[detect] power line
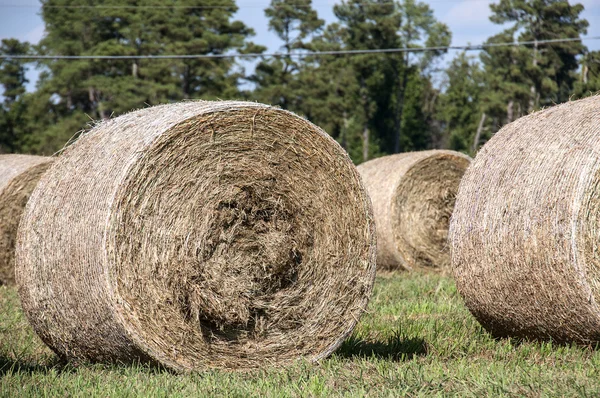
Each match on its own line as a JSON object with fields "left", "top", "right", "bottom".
{"left": 1, "top": 36, "right": 597, "bottom": 60}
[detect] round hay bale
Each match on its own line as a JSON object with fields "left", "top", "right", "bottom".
{"left": 16, "top": 101, "right": 377, "bottom": 371}
{"left": 357, "top": 150, "right": 471, "bottom": 271}
{"left": 0, "top": 154, "right": 52, "bottom": 286}
{"left": 450, "top": 96, "right": 600, "bottom": 344}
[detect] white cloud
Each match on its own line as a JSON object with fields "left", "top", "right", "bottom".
{"left": 443, "top": 0, "right": 494, "bottom": 27}
{"left": 22, "top": 24, "right": 45, "bottom": 44}
{"left": 580, "top": 0, "right": 600, "bottom": 11}
{"left": 441, "top": 0, "right": 509, "bottom": 46}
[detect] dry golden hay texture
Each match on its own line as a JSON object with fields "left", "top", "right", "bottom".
{"left": 16, "top": 101, "right": 377, "bottom": 371}
{"left": 450, "top": 95, "right": 600, "bottom": 344}
{"left": 357, "top": 150, "right": 471, "bottom": 271}
{"left": 0, "top": 154, "right": 52, "bottom": 285}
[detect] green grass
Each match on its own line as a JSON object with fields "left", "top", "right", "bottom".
{"left": 2, "top": 272, "right": 600, "bottom": 397}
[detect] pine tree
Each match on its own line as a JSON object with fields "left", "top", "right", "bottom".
{"left": 489, "top": 0, "right": 588, "bottom": 111}
{"left": 333, "top": 0, "right": 401, "bottom": 161}
{"left": 252, "top": 0, "right": 324, "bottom": 109}
{"left": 0, "top": 39, "right": 30, "bottom": 153}
{"left": 332, "top": 0, "right": 449, "bottom": 160}
{"left": 391, "top": 0, "right": 450, "bottom": 153}
{"left": 573, "top": 50, "right": 600, "bottom": 98}
{"left": 164, "top": 1, "right": 263, "bottom": 100}
{"left": 438, "top": 52, "right": 486, "bottom": 154}
{"left": 479, "top": 28, "right": 531, "bottom": 129}
{"left": 27, "top": 0, "right": 259, "bottom": 153}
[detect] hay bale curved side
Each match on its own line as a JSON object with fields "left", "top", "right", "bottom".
{"left": 16, "top": 101, "right": 377, "bottom": 371}
{"left": 0, "top": 154, "right": 52, "bottom": 285}
{"left": 357, "top": 150, "right": 471, "bottom": 271}
{"left": 450, "top": 95, "right": 600, "bottom": 344}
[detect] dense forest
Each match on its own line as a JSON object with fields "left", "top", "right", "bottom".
{"left": 0, "top": 0, "right": 598, "bottom": 163}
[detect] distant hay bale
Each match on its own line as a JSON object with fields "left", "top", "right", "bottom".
{"left": 16, "top": 101, "right": 377, "bottom": 371}
{"left": 450, "top": 96, "right": 600, "bottom": 344}
{"left": 357, "top": 150, "right": 471, "bottom": 271}
{"left": 0, "top": 154, "right": 52, "bottom": 286}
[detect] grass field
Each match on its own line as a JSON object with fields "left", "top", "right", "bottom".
{"left": 2, "top": 272, "right": 600, "bottom": 397}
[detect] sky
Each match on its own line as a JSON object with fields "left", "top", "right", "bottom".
{"left": 0, "top": 0, "right": 599, "bottom": 92}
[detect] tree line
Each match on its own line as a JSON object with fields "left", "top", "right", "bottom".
{"left": 0, "top": 0, "right": 598, "bottom": 163}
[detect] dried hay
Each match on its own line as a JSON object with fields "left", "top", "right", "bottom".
{"left": 450, "top": 95, "right": 600, "bottom": 344}
{"left": 16, "top": 101, "right": 377, "bottom": 371}
{"left": 0, "top": 154, "right": 52, "bottom": 285}
{"left": 357, "top": 150, "right": 471, "bottom": 271}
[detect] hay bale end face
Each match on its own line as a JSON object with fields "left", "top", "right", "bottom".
{"left": 16, "top": 101, "right": 377, "bottom": 371}
{"left": 0, "top": 154, "right": 52, "bottom": 285}
{"left": 450, "top": 96, "right": 600, "bottom": 344}
{"left": 357, "top": 150, "right": 471, "bottom": 271}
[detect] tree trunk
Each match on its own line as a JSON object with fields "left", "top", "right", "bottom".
{"left": 528, "top": 38, "right": 538, "bottom": 113}
{"left": 182, "top": 64, "right": 191, "bottom": 99}
{"left": 393, "top": 54, "right": 410, "bottom": 154}
{"left": 507, "top": 100, "right": 514, "bottom": 123}
{"left": 342, "top": 110, "right": 349, "bottom": 151}
{"left": 88, "top": 86, "right": 97, "bottom": 118}
{"left": 132, "top": 62, "right": 138, "bottom": 78}
{"left": 89, "top": 87, "right": 107, "bottom": 120}
{"left": 362, "top": 123, "right": 369, "bottom": 162}
{"left": 67, "top": 90, "right": 73, "bottom": 109}
{"left": 361, "top": 78, "right": 370, "bottom": 162}
{"left": 472, "top": 112, "right": 486, "bottom": 154}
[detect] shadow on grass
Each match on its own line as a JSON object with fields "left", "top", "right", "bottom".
{"left": 335, "top": 332, "right": 428, "bottom": 361}
{"left": 0, "top": 355, "right": 68, "bottom": 376}
{"left": 0, "top": 355, "right": 171, "bottom": 376}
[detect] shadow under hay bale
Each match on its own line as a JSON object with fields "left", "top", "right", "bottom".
{"left": 357, "top": 150, "right": 471, "bottom": 272}
{"left": 450, "top": 95, "right": 600, "bottom": 345}
{"left": 335, "top": 333, "right": 428, "bottom": 361}
{"left": 16, "top": 101, "right": 377, "bottom": 372}
{"left": 0, "top": 155, "right": 52, "bottom": 286}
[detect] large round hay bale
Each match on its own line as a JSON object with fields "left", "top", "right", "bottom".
{"left": 450, "top": 96, "right": 600, "bottom": 344}
{"left": 0, "top": 154, "right": 52, "bottom": 285}
{"left": 357, "top": 150, "right": 471, "bottom": 271}
{"left": 16, "top": 101, "right": 376, "bottom": 371}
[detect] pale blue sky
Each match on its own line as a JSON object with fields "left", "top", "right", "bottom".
{"left": 0, "top": 0, "right": 599, "bottom": 91}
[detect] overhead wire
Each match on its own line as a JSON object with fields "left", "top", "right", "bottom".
{"left": 0, "top": 36, "right": 598, "bottom": 60}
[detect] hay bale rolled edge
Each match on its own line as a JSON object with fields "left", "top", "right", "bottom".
{"left": 450, "top": 95, "right": 600, "bottom": 344}
{"left": 16, "top": 101, "right": 377, "bottom": 371}
{"left": 357, "top": 150, "right": 471, "bottom": 271}
{"left": 0, "top": 154, "right": 52, "bottom": 285}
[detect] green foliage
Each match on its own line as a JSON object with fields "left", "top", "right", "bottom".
{"left": 400, "top": 69, "right": 433, "bottom": 152}
{"left": 0, "top": 39, "right": 31, "bottom": 153}
{"left": 266, "top": 0, "right": 324, "bottom": 47}
{"left": 0, "top": 39, "right": 29, "bottom": 103}
{"left": 487, "top": 0, "right": 588, "bottom": 117}
{"left": 438, "top": 53, "right": 486, "bottom": 154}
{"left": 573, "top": 50, "right": 600, "bottom": 98}
{"left": 251, "top": 0, "right": 324, "bottom": 110}
{"left": 333, "top": 0, "right": 402, "bottom": 161}
{"left": 328, "top": 0, "right": 450, "bottom": 161}
{"left": 480, "top": 29, "right": 531, "bottom": 125}
{"left": 0, "top": 0, "right": 593, "bottom": 159}
{"left": 1, "top": 0, "right": 259, "bottom": 154}
{"left": 251, "top": 0, "right": 451, "bottom": 163}
{"left": 293, "top": 24, "right": 365, "bottom": 161}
